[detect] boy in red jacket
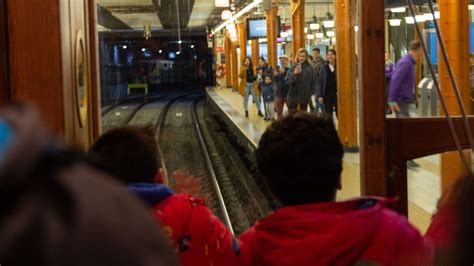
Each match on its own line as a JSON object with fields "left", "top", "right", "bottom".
{"left": 88, "top": 125, "right": 240, "bottom": 266}
{"left": 239, "top": 113, "right": 456, "bottom": 266}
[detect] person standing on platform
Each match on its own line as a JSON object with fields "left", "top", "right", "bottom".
{"left": 385, "top": 53, "right": 395, "bottom": 114}
{"left": 388, "top": 41, "right": 422, "bottom": 168}
{"left": 285, "top": 48, "right": 317, "bottom": 115}
{"left": 318, "top": 49, "right": 338, "bottom": 118}
{"left": 275, "top": 55, "right": 290, "bottom": 119}
{"left": 262, "top": 75, "right": 276, "bottom": 121}
{"left": 312, "top": 47, "right": 326, "bottom": 113}
{"left": 239, "top": 57, "right": 263, "bottom": 118}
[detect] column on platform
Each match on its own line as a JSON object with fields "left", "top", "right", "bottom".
{"left": 290, "top": 0, "right": 304, "bottom": 59}
{"left": 231, "top": 37, "right": 239, "bottom": 90}
{"left": 266, "top": 5, "right": 278, "bottom": 68}
{"left": 358, "top": 0, "right": 388, "bottom": 197}
{"left": 251, "top": 39, "right": 259, "bottom": 67}
{"left": 334, "top": 0, "right": 358, "bottom": 151}
{"left": 224, "top": 31, "right": 232, "bottom": 88}
{"left": 237, "top": 22, "right": 247, "bottom": 68}
{"left": 439, "top": 0, "right": 471, "bottom": 188}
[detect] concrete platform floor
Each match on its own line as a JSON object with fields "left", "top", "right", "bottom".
{"left": 208, "top": 87, "right": 441, "bottom": 233}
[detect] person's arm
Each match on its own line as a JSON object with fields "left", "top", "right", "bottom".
{"left": 317, "top": 66, "right": 327, "bottom": 99}
{"left": 285, "top": 66, "right": 297, "bottom": 85}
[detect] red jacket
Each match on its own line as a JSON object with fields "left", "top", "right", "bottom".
{"left": 153, "top": 194, "right": 240, "bottom": 266}
{"left": 240, "top": 198, "right": 440, "bottom": 266}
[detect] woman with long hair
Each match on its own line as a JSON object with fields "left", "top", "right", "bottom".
{"left": 239, "top": 57, "right": 263, "bottom": 118}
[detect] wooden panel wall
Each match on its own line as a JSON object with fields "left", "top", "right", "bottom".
{"left": 7, "top": 0, "right": 95, "bottom": 149}
{"left": 0, "top": 0, "right": 11, "bottom": 105}
{"left": 7, "top": 0, "right": 65, "bottom": 134}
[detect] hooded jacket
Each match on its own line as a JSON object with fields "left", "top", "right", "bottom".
{"left": 129, "top": 183, "right": 240, "bottom": 266}
{"left": 240, "top": 198, "right": 439, "bottom": 266}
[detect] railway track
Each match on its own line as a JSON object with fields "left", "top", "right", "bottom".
{"left": 157, "top": 94, "right": 270, "bottom": 235}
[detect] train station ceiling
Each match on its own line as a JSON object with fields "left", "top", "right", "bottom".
{"left": 96, "top": 0, "right": 335, "bottom": 33}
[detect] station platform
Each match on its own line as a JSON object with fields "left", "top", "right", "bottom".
{"left": 207, "top": 86, "right": 441, "bottom": 233}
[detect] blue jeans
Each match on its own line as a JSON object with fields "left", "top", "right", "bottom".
{"left": 243, "top": 83, "right": 261, "bottom": 112}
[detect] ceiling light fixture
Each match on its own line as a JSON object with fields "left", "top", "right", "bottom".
{"left": 323, "top": 20, "right": 335, "bottom": 28}
{"left": 309, "top": 23, "right": 320, "bottom": 30}
{"left": 326, "top": 31, "right": 335, "bottom": 37}
{"left": 212, "top": 0, "right": 261, "bottom": 34}
{"left": 405, "top": 16, "right": 415, "bottom": 24}
{"left": 388, "top": 19, "right": 402, "bottom": 26}
{"left": 215, "top": 0, "right": 229, "bottom": 8}
{"left": 391, "top": 7, "right": 406, "bottom": 13}
{"left": 221, "top": 9, "right": 232, "bottom": 20}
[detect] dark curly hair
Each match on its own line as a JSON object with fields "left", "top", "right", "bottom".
{"left": 256, "top": 113, "right": 343, "bottom": 205}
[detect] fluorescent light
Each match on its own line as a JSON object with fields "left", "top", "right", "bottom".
{"left": 122, "top": 45, "right": 127, "bottom": 49}
{"left": 389, "top": 19, "right": 402, "bottom": 26}
{"left": 323, "top": 20, "right": 335, "bottom": 28}
{"left": 141, "top": 48, "right": 146, "bottom": 52}
{"left": 304, "top": 27, "right": 308, "bottom": 33}
{"left": 469, "top": 5, "right": 474, "bottom": 10}
{"left": 288, "top": 29, "right": 293, "bottom": 35}
{"left": 307, "top": 34, "right": 315, "bottom": 40}
{"left": 326, "top": 31, "right": 335, "bottom": 37}
{"left": 280, "top": 31, "right": 289, "bottom": 38}
{"left": 309, "top": 23, "right": 320, "bottom": 30}
{"left": 354, "top": 26, "right": 359, "bottom": 32}
{"left": 391, "top": 7, "right": 406, "bottom": 13}
{"left": 424, "top": 13, "right": 434, "bottom": 21}
{"left": 415, "top": 15, "right": 426, "bottom": 22}
{"left": 176, "top": 51, "right": 181, "bottom": 55}
{"left": 258, "top": 38, "right": 267, "bottom": 43}
{"left": 215, "top": 0, "right": 229, "bottom": 8}
{"left": 423, "top": 12, "right": 439, "bottom": 20}
{"left": 316, "top": 32, "right": 324, "bottom": 38}
{"left": 178, "top": 40, "right": 182, "bottom": 44}
{"left": 405, "top": 16, "right": 415, "bottom": 24}
{"left": 190, "top": 45, "right": 195, "bottom": 48}
{"left": 248, "top": 40, "right": 252, "bottom": 44}
{"left": 212, "top": 0, "right": 261, "bottom": 34}
{"left": 159, "top": 49, "right": 163, "bottom": 53}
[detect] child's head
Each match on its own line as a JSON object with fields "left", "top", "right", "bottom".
{"left": 88, "top": 125, "right": 164, "bottom": 184}
{"left": 264, "top": 75, "right": 272, "bottom": 84}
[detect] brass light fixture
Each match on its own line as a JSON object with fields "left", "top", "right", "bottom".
{"left": 143, "top": 21, "right": 152, "bottom": 40}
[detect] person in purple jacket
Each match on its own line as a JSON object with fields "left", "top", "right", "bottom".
{"left": 385, "top": 52, "right": 395, "bottom": 114}
{"left": 388, "top": 41, "right": 421, "bottom": 117}
{"left": 388, "top": 41, "right": 422, "bottom": 168}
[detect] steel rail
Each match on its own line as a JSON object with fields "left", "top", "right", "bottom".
{"left": 191, "top": 96, "right": 234, "bottom": 234}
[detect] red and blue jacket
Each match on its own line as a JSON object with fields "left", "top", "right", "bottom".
{"left": 129, "top": 183, "right": 240, "bottom": 266}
